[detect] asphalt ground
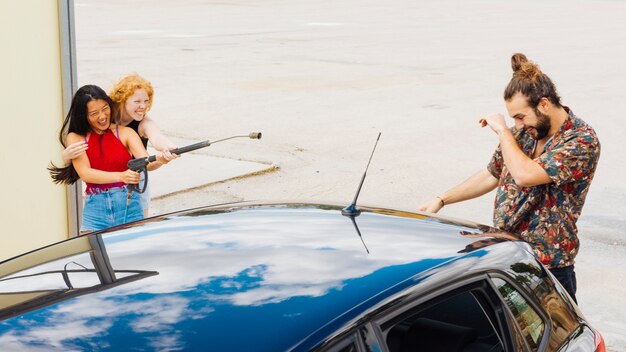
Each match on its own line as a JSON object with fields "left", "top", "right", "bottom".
{"left": 76, "top": 0, "right": 626, "bottom": 349}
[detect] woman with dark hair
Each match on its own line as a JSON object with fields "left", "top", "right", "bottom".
{"left": 60, "top": 74, "right": 178, "bottom": 216}
{"left": 49, "top": 85, "right": 169, "bottom": 233}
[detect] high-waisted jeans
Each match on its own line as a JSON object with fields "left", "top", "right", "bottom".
{"left": 138, "top": 171, "right": 151, "bottom": 211}
{"left": 81, "top": 186, "right": 143, "bottom": 233}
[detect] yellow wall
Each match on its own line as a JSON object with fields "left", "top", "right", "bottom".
{"left": 0, "top": 1, "right": 69, "bottom": 261}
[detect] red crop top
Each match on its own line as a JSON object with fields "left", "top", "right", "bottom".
{"left": 84, "top": 126, "right": 131, "bottom": 194}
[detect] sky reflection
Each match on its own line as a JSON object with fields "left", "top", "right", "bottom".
{"left": 0, "top": 205, "right": 494, "bottom": 351}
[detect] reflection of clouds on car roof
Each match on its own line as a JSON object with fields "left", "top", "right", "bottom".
{"left": 101, "top": 209, "right": 481, "bottom": 300}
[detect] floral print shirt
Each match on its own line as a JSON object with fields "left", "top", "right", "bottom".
{"left": 487, "top": 108, "right": 600, "bottom": 269}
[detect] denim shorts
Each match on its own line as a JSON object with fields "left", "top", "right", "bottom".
{"left": 138, "top": 171, "right": 151, "bottom": 211}
{"left": 81, "top": 186, "right": 144, "bottom": 232}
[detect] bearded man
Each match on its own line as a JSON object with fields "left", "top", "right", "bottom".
{"left": 419, "top": 53, "right": 601, "bottom": 303}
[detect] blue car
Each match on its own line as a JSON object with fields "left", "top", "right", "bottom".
{"left": 0, "top": 202, "right": 606, "bottom": 351}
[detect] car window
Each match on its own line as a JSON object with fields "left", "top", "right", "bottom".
{"left": 0, "top": 236, "right": 158, "bottom": 321}
{"left": 502, "top": 261, "right": 580, "bottom": 350}
{"left": 336, "top": 343, "right": 357, "bottom": 352}
{"left": 383, "top": 289, "right": 504, "bottom": 352}
{"left": 0, "top": 253, "right": 97, "bottom": 292}
{"left": 492, "top": 278, "right": 545, "bottom": 350}
{"left": 321, "top": 333, "right": 360, "bottom": 352}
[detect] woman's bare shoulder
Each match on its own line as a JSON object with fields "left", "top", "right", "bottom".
{"left": 66, "top": 132, "right": 85, "bottom": 143}
{"left": 138, "top": 115, "right": 158, "bottom": 129}
{"left": 115, "top": 124, "right": 136, "bottom": 134}
{"left": 140, "top": 114, "right": 156, "bottom": 123}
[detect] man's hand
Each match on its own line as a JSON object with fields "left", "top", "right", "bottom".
{"left": 479, "top": 113, "right": 508, "bottom": 134}
{"left": 418, "top": 197, "right": 444, "bottom": 213}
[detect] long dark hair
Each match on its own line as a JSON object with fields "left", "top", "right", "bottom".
{"left": 48, "top": 85, "right": 114, "bottom": 184}
{"left": 503, "top": 53, "right": 562, "bottom": 109}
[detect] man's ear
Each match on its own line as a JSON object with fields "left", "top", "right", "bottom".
{"left": 538, "top": 97, "right": 550, "bottom": 114}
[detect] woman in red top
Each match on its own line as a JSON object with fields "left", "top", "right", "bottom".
{"left": 61, "top": 74, "right": 179, "bottom": 217}
{"left": 49, "top": 85, "right": 169, "bottom": 233}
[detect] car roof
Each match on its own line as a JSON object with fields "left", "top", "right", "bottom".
{"left": 0, "top": 202, "right": 525, "bottom": 351}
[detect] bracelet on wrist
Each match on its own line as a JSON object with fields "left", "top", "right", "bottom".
{"left": 436, "top": 196, "right": 445, "bottom": 207}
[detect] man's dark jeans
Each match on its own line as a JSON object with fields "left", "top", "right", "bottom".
{"left": 549, "top": 265, "right": 577, "bottom": 304}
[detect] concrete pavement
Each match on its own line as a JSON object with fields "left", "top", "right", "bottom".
{"left": 147, "top": 146, "right": 275, "bottom": 200}
{"left": 75, "top": 0, "right": 626, "bottom": 349}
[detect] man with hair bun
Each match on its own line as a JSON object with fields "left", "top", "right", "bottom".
{"left": 419, "top": 53, "right": 601, "bottom": 303}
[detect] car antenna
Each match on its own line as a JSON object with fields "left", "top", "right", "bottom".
{"left": 341, "top": 132, "right": 381, "bottom": 217}
{"left": 348, "top": 215, "right": 370, "bottom": 254}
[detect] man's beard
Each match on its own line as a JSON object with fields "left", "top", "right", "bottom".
{"left": 529, "top": 108, "right": 551, "bottom": 140}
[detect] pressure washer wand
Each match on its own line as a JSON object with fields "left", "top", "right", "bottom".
{"left": 127, "top": 132, "right": 262, "bottom": 193}
{"left": 171, "top": 132, "right": 262, "bottom": 155}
